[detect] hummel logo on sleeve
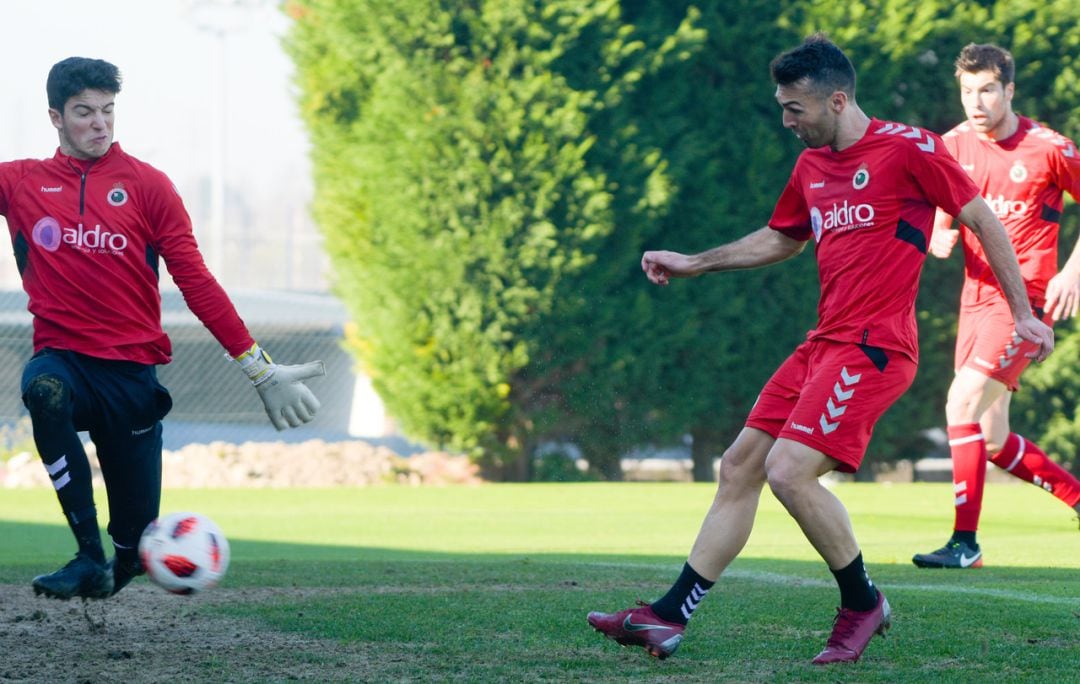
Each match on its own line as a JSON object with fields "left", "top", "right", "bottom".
{"left": 873, "top": 122, "right": 936, "bottom": 153}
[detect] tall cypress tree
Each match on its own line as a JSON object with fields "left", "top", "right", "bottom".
{"left": 287, "top": 0, "right": 706, "bottom": 478}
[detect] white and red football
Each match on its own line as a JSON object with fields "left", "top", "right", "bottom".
{"left": 139, "top": 512, "right": 230, "bottom": 595}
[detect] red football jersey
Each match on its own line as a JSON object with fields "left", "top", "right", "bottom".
{"left": 0, "top": 143, "right": 255, "bottom": 364}
{"left": 769, "top": 118, "right": 980, "bottom": 362}
{"left": 943, "top": 115, "right": 1080, "bottom": 308}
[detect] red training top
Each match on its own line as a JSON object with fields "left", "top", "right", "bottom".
{"left": 769, "top": 118, "right": 980, "bottom": 363}
{"left": 0, "top": 143, "right": 254, "bottom": 364}
{"left": 943, "top": 115, "right": 1080, "bottom": 309}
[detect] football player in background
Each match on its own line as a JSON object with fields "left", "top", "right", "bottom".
{"left": 913, "top": 43, "right": 1080, "bottom": 570}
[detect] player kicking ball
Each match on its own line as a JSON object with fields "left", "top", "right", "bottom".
{"left": 587, "top": 34, "right": 1053, "bottom": 665}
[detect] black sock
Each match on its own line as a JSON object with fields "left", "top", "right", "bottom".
{"left": 40, "top": 449, "right": 103, "bottom": 562}
{"left": 113, "top": 540, "right": 142, "bottom": 573}
{"left": 29, "top": 381, "right": 104, "bottom": 564}
{"left": 651, "top": 562, "right": 715, "bottom": 625}
{"left": 69, "top": 505, "right": 106, "bottom": 564}
{"left": 952, "top": 530, "right": 977, "bottom": 547}
{"left": 831, "top": 552, "right": 877, "bottom": 612}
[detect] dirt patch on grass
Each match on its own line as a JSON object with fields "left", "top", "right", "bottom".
{"left": 0, "top": 583, "right": 383, "bottom": 683}
{"left": 0, "top": 441, "right": 484, "bottom": 682}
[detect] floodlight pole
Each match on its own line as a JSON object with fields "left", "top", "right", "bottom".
{"left": 185, "top": 0, "right": 271, "bottom": 281}
{"left": 208, "top": 24, "right": 227, "bottom": 279}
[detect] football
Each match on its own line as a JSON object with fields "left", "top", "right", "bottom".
{"left": 139, "top": 511, "right": 230, "bottom": 595}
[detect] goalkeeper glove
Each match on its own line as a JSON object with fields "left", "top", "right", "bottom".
{"left": 231, "top": 343, "right": 325, "bottom": 431}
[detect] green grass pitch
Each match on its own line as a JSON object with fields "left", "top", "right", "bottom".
{"left": 1, "top": 481, "right": 1077, "bottom": 682}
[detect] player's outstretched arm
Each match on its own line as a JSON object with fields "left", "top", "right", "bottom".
{"left": 642, "top": 227, "right": 805, "bottom": 286}
{"left": 957, "top": 197, "right": 1054, "bottom": 362}
{"left": 232, "top": 344, "right": 326, "bottom": 430}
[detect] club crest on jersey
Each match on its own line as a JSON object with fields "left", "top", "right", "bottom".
{"left": 107, "top": 184, "right": 129, "bottom": 207}
{"left": 852, "top": 165, "right": 870, "bottom": 190}
{"left": 1009, "top": 161, "right": 1027, "bottom": 183}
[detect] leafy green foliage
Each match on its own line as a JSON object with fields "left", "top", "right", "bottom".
{"left": 600, "top": 2, "right": 815, "bottom": 478}
{"left": 287, "top": 0, "right": 1080, "bottom": 478}
{"left": 788, "top": 1, "right": 1080, "bottom": 471}
{"left": 287, "top": 1, "right": 709, "bottom": 478}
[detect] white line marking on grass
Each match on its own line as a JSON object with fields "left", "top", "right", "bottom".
{"left": 575, "top": 562, "right": 1080, "bottom": 607}
{"left": 885, "top": 582, "right": 1080, "bottom": 607}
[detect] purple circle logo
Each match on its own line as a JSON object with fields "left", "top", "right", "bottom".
{"left": 32, "top": 216, "right": 62, "bottom": 252}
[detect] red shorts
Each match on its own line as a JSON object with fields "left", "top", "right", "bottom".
{"left": 746, "top": 339, "right": 917, "bottom": 473}
{"left": 955, "top": 297, "right": 1051, "bottom": 391}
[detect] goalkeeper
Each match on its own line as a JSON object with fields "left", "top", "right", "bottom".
{"left": 0, "top": 57, "right": 325, "bottom": 600}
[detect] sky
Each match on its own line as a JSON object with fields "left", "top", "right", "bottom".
{"left": 0, "top": 0, "right": 324, "bottom": 290}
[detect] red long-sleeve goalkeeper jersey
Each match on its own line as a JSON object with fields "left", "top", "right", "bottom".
{"left": 0, "top": 143, "right": 255, "bottom": 364}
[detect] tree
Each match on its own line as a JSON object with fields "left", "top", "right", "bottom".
{"left": 786, "top": 0, "right": 1080, "bottom": 473}
{"left": 572, "top": 1, "right": 816, "bottom": 480}
{"left": 286, "top": 0, "right": 705, "bottom": 479}
{"left": 287, "top": 0, "right": 1080, "bottom": 480}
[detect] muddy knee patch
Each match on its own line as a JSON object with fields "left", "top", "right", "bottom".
{"left": 24, "top": 375, "right": 70, "bottom": 419}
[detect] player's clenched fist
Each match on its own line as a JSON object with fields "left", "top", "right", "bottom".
{"left": 642, "top": 250, "right": 695, "bottom": 286}
{"left": 929, "top": 226, "right": 960, "bottom": 259}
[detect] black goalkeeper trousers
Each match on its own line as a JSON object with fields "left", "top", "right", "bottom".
{"left": 21, "top": 348, "right": 173, "bottom": 551}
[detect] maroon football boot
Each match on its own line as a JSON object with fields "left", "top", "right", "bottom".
{"left": 587, "top": 601, "right": 685, "bottom": 659}
{"left": 812, "top": 590, "right": 891, "bottom": 664}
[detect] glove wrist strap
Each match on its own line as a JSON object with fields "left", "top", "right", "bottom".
{"left": 230, "top": 343, "right": 276, "bottom": 387}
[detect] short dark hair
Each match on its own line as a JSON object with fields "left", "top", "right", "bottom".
{"left": 770, "top": 33, "right": 856, "bottom": 99}
{"left": 954, "top": 43, "right": 1014, "bottom": 86}
{"left": 46, "top": 57, "right": 122, "bottom": 111}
